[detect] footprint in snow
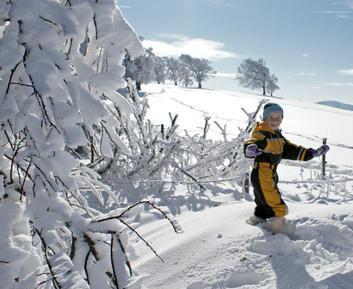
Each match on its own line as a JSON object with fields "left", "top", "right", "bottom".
{"left": 248, "top": 217, "right": 353, "bottom": 288}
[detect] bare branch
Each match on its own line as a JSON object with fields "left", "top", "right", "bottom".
{"left": 118, "top": 218, "right": 164, "bottom": 263}
{"left": 83, "top": 233, "right": 99, "bottom": 261}
{"left": 35, "top": 228, "right": 62, "bottom": 289}
{"left": 84, "top": 252, "right": 91, "bottom": 285}
{"left": 116, "top": 234, "right": 132, "bottom": 276}
{"left": 5, "top": 61, "right": 21, "bottom": 96}
{"left": 93, "top": 14, "right": 98, "bottom": 40}
{"left": 110, "top": 235, "right": 120, "bottom": 289}
{"left": 39, "top": 16, "right": 58, "bottom": 27}
{"left": 95, "top": 200, "right": 183, "bottom": 234}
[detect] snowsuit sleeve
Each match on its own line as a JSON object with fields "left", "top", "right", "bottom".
{"left": 243, "top": 129, "right": 267, "bottom": 158}
{"left": 282, "top": 138, "right": 314, "bottom": 161}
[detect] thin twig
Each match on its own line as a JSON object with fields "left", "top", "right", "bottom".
{"left": 116, "top": 234, "right": 133, "bottom": 276}
{"left": 69, "top": 235, "right": 77, "bottom": 260}
{"left": 39, "top": 16, "right": 58, "bottom": 27}
{"left": 93, "top": 14, "right": 98, "bottom": 40}
{"left": 95, "top": 200, "right": 183, "bottom": 234}
{"left": 83, "top": 233, "right": 99, "bottom": 261}
{"left": 110, "top": 235, "right": 119, "bottom": 289}
{"left": 10, "top": 81, "right": 34, "bottom": 88}
{"left": 84, "top": 251, "right": 91, "bottom": 285}
{"left": 118, "top": 218, "right": 164, "bottom": 263}
{"left": 20, "top": 159, "right": 32, "bottom": 201}
{"left": 179, "top": 166, "right": 206, "bottom": 192}
{"left": 3, "top": 154, "right": 34, "bottom": 184}
{"left": 5, "top": 61, "right": 21, "bottom": 96}
{"left": 35, "top": 228, "right": 62, "bottom": 289}
{"left": 9, "top": 136, "right": 26, "bottom": 184}
{"left": 4, "top": 129, "right": 15, "bottom": 150}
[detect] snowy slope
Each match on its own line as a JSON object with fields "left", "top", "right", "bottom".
{"left": 144, "top": 84, "right": 353, "bottom": 167}
{"left": 133, "top": 203, "right": 353, "bottom": 289}
{"left": 145, "top": 84, "right": 353, "bottom": 202}
{"left": 129, "top": 84, "right": 353, "bottom": 289}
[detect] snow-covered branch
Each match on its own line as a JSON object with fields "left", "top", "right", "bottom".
{"left": 0, "top": 1, "right": 178, "bottom": 289}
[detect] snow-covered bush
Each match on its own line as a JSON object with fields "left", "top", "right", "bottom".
{"left": 170, "top": 101, "right": 265, "bottom": 192}
{"left": 0, "top": 1, "right": 181, "bottom": 288}
{"left": 93, "top": 76, "right": 265, "bottom": 210}
{"left": 93, "top": 79, "right": 181, "bottom": 204}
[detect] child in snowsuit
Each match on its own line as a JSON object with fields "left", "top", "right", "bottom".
{"left": 243, "top": 103, "right": 329, "bottom": 233}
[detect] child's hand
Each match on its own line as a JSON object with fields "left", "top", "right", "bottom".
{"left": 245, "top": 144, "right": 263, "bottom": 158}
{"left": 310, "top": 144, "right": 330, "bottom": 157}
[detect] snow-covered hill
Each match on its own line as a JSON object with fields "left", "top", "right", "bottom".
{"left": 144, "top": 84, "right": 353, "bottom": 167}
{"left": 129, "top": 84, "right": 353, "bottom": 289}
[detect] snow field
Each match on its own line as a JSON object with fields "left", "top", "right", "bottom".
{"left": 132, "top": 203, "right": 353, "bottom": 289}
{"left": 145, "top": 84, "right": 353, "bottom": 202}
{"left": 145, "top": 84, "right": 353, "bottom": 167}
{"left": 126, "top": 84, "right": 353, "bottom": 289}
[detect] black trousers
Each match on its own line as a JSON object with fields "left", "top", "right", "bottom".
{"left": 251, "top": 164, "right": 287, "bottom": 219}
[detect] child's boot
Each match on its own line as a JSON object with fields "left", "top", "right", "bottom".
{"left": 269, "top": 217, "right": 286, "bottom": 234}
{"left": 246, "top": 215, "right": 266, "bottom": 225}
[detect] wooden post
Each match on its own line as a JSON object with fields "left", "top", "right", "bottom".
{"left": 321, "top": 138, "right": 327, "bottom": 179}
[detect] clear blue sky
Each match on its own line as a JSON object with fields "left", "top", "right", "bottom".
{"left": 120, "top": 0, "right": 353, "bottom": 104}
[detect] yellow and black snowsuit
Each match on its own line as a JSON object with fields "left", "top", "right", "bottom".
{"left": 244, "top": 122, "right": 314, "bottom": 219}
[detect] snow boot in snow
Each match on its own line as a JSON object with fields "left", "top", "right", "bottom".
{"left": 263, "top": 217, "right": 297, "bottom": 236}
{"left": 268, "top": 217, "right": 286, "bottom": 234}
{"left": 246, "top": 215, "right": 266, "bottom": 225}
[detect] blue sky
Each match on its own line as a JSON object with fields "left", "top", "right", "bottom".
{"left": 120, "top": 0, "right": 353, "bottom": 104}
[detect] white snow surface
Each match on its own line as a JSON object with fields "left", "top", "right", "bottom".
{"left": 128, "top": 84, "right": 353, "bottom": 289}
{"left": 134, "top": 203, "right": 353, "bottom": 289}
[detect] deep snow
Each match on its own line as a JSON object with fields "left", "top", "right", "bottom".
{"left": 133, "top": 203, "right": 353, "bottom": 289}
{"left": 128, "top": 84, "right": 353, "bottom": 289}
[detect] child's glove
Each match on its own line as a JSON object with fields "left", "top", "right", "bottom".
{"left": 245, "top": 144, "right": 263, "bottom": 158}
{"left": 309, "top": 144, "right": 330, "bottom": 158}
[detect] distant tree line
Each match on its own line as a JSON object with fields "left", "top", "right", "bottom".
{"left": 123, "top": 47, "right": 216, "bottom": 90}
{"left": 123, "top": 45, "right": 279, "bottom": 96}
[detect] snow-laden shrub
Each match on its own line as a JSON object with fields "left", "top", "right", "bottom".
{"left": 92, "top": 77, "right": 265, "bottom": 209}
{"left": 0, "top": 1, "right": 178, "bottom": 288}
